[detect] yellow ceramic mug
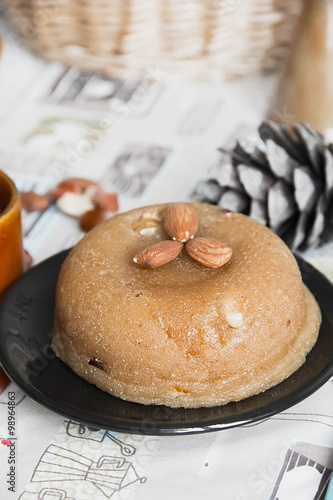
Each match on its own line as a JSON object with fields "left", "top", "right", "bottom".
{"left": 0, "top": 171, "right": 24, "bottom": 390}
{"left": 0, "top": 171, "right": 24, "bottom": 293}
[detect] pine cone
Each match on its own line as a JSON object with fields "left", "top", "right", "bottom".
{"left": 191, "top": 120, "right": 333, "bottom": 251}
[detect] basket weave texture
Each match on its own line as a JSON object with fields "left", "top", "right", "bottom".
{"left": 5, "top": 0, "right": 305, "bottom": 81}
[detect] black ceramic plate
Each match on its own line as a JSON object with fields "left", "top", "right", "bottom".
{"left": 0, "top": 250, "right": 333, "bottom": 435}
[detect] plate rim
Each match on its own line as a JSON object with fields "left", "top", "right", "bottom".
{"left": 0, "top": 249, "right": 333, "bottom": 435}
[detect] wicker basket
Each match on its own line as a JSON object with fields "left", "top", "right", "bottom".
{"left": 4, "top": 0, "right": 305, "bottom": 81}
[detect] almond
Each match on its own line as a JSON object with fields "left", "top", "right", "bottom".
{"left": 48, "top": 182, "right": 79, "bottom": 201}
{"left": 93, "top": 186, "right": 119, "bottom": 212}
{"left": 133, "top": 240, "right": 183, "bottom": 268}
{"left": 164, "top": 204, "right": 198, "bottom": 242}
{"left": 88, "top": 357, "right": 105, "bottom": 370}
{"left": 23, "top": 249, "right": 33, "bottom": 271}
{"left": 186, "top": 237, "right": 232, "bottom": 268}
{"left": 226, "top": 312, "right": 244, "bottom": 328}
{"left": 80, "top": 208, "right": 107, "bottom": 232}
{"left": 20, "top": 191, "right": 50, "bottom": 212}
{"left": 132, "top": 209, "right": 162, "bottom": 234}
{"left": 0, "top": 367, "right": 10, "bottom": 394}
{"left": 56, "top": 191, "right": 95, "bottom": 217}
{"left": 48, "top": 177, "right": 98, "bottom": 201}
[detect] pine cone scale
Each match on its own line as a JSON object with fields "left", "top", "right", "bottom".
{"left": 191, "top": 120, "right": 333, "bottom": 251}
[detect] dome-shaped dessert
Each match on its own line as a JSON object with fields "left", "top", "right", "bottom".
{"left": 52, "top": 203, "right": 321, "bottom": 408}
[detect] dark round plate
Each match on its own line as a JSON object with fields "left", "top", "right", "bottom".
{"left": 0, "top": 250, "right": 333, "bottom": 435}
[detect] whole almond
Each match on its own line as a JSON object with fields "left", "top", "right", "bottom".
{"left": 48, "top": 177, "right": 98, "bottom": 201}
{"left": 164, "top": 204, "right": 198, "bottom": 242}
{"left": 20, "top": 191, "right": 50, "bottom": 212}
{"left": 23, "top": 249, "right": 33, "bottom": 271}
{"left": 0, "top": 367, "right": 10, "bottom": 394}
{"left": 56, "top": 191, "right": 95, "bottom": 217}
{"left": 80, "top": 208, "right": 107, "bottom": 232}
{"left": 186, "top": 237, "right": 232, "bottom": 268}
{"left": 133, "top": 240, "right": 183, "bottom": 268}
{"left": 93, "top": 186, "right": 119, "bottom": 212}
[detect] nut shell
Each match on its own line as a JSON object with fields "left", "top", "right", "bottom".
{"left": 48, "top": 178, "right": 98, "bottom": 201}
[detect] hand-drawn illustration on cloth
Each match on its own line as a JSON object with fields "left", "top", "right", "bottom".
{"left": 28, "top": 444, "right": 146, "bottom": 498}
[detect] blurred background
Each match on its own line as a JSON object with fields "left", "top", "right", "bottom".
{"left": 0, "top": 0, "right": 332, "bottom": 267}
{"left": 1, "top": 0, "right": 332, "bottom": 130}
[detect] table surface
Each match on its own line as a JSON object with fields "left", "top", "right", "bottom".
{"left": 0, "top": 4, "right": 333, "bottom": 500}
